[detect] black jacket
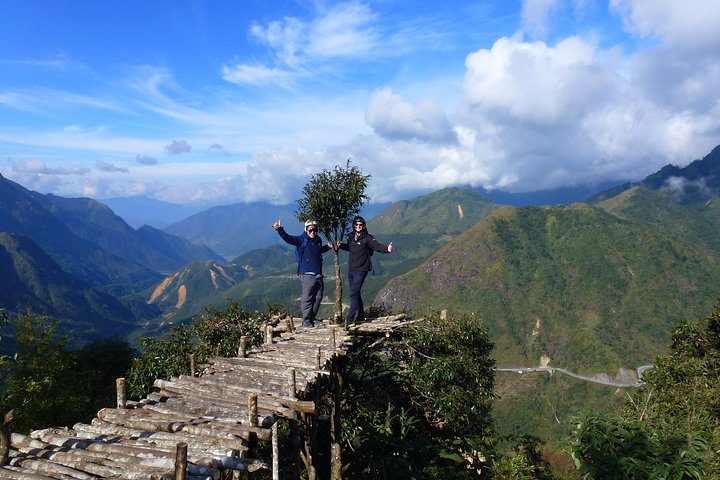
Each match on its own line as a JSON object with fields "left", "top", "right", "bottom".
{"left": 339, "top": 230, "right": 389, "bottom": 272}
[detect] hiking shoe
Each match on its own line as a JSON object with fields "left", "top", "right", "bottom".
{"left": 302, "top": 320, "right": 314, "bottom": 328}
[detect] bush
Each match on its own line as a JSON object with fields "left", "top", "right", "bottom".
{"left": 126, "top": 301, "right": 267, "bottom": 398}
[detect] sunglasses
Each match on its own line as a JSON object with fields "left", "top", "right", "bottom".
{"left": 354, "top": 222, "right": 364, "bottom": 226}
{"left": 307, "top": 228, "right": 318, "bottom": 233}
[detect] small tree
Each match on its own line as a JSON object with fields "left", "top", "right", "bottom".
{"left": 296, "top": 160, "right": 370, "bottom": 322}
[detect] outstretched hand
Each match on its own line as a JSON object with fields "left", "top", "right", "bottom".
{"left": 388, "top": 242, "right": 393, "bottom": 253}
{"left": 272, "top": 219, "right": 282, "bottom": 230}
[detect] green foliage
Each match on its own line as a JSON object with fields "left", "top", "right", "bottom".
{"left": 126, "top": 324, "right": 193, "bottom": 399}
{"left": 380, "top": 203, "right": 720, "bottom": 372}
{"left": 403, "top": 311, "right": 496, "bottom": 438}
{"left": 338, "top": 312, "right": 507, "bottom": 479}
{"left": 491, "top": 435, "right": 557, "bottom": 480}
{"left": 571, "top": 413, "right": 711, "bottom": 479}
{"left": 72, "top": 339, "right": 135, "bottom": 417}
{"left": 126, "top": 301, "right": 267, "bottom": 398}
{"left": 0, "top": 310, "right": 82, "bottom": 431}
{"left": 191, "top": 300, "right": 265, "bottom": 360}
{"left": 0, "top": 310, "right": 134, "bottom": 433}
{"left": 0, "top": 309, "right": 8, "bottom": 369}
{"left": 370, "top": 187, "right": 500, "bottom": 236}
{"left": 571, "top": 302, "right": 720, "bottom": 478}
{"left": 296, "top": 159, "right": 371, "bottom": 246}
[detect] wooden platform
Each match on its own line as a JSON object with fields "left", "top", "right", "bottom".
{"left": 0, "top": 314, "right": 411, "bottom": 479}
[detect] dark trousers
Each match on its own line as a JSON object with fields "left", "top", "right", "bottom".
{"left": 300, "top": 274, "right": 324, "bottom": 323}
{"left": 346, "top": 271, "right": 368, "bottom": 324}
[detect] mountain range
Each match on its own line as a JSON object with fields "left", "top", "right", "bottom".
{"left": 0, "top": 173, "right": 224, "bottom": 340}
{"left": 4, "top": 145, "right": 720, "bottom": 363}
{"left": 374, "top": 145, "right": 720, "bottom": 373}
{"left": 0, "top": 232, "right": 135, "bottom": 341}
{"left": 162, "top": 201, "right": 391, "bottom": 259}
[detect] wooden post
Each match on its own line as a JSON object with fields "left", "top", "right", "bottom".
{"left": 189, "top": 353, "right": 196, "bottom": 377}
{"left": 302, "top": 412, "right": 317, "bottom": 480}
{"left": 288, "top": 367, "right": 297, "bottom": 399}
{"left": 272, "top": 422, "right": 280, "bottom": 480}
{"left": 330, "top": 370, "right": 342, "bottom": 479}
{"left": 115, "top": 378, "right": 126, "bottom": 408}
{"left": 175, "top": 442, "right": 188, "bottom": 480}
{"left": 0, "top": 410, "right": 14, "bottom": 466}
{"left": 248, "top": 393, "right": 258, "bottom": 427}
{"left": 332, "top": 327, "right": 337, "bottom": 350}
{"left": 266, "top": 324, "right": 274, "bottom": 345}
{"left": 286, "top": 317, "right": 294, "bottom": 333}
{"left": 232, "top": 449, "right": 243, "bottom": 480}
{"left": 316, "top": 346, "right": 322, "bottom": 370}
{"left": 239, "top": 335, "right": 247, "bottom": 358}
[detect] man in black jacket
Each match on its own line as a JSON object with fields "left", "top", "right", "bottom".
{"left": 338, "top": 216, "right": 393, "bottom": 327}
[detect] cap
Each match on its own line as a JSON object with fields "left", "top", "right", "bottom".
{"left": 353, "top": 216, "right": 366, "bottom": 225}
{"left": 304, "top": 219, "right": 318, "bottom": 230}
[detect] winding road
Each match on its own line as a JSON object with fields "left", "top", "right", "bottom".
{"left": 495, "top": 365, "right": 654, "bottom": 388}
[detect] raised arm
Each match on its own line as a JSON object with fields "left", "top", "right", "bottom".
{"left": 273, "top": 219, "right": 299, "bottom": 246}
{"left": 368, "top": 235, "right": 392, "bottom": 254}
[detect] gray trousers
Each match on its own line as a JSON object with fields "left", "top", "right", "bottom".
{"left": 299, "top": 274, "right": 324, "bottom": 322}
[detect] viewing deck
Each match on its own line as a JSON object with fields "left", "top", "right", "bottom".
{"left": 0, "top": 314, "right": 413, "bottom": 479}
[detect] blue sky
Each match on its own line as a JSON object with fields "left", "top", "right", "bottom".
{"left": 1, "top": 0, "right": 719, "bottom": 205}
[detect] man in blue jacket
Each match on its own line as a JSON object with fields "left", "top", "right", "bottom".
{"left": 273, "top": 219, "right": 331, "bottom": 327}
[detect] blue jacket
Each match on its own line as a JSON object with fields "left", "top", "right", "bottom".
{"left": 277, "top": 227, "right": 330, "bottom": 275}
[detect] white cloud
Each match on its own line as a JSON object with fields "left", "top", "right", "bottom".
{"left": 3, "top": 1, "right": 720, "bottom": 206}
{"left": 305, "top": 2, "right": 379, "bottom": 58}
{"left": 521, "top": 0, "right": 561, "bottom": 39}
{"left": 221, "top": 64, "right": 297, "bottom": 88}
{"left": 95, "top": 160, "right": 129, "bottom": 173}
{"left": 610, "top": 0, "right": 720, "bottom": 51}
{"left": 136, "top": 154, "right": 158, "bottom": 165}
{"left": 463, "top": 36, "right": 611, "bottom": 125}
{"left": 10, "top": 157, "right": 90, "bottom": 175}
{"left": 366, "top": 88, "right": 456, "bottom": 143}
{"left": 164, "top": 140, "right": 192, "bottom": 155}
{"left": 223, "top": 2, "right": 380, "bottom": 87}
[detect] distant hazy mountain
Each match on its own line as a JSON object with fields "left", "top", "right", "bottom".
{"left": 32, "top": 192, "right": 224, "bottom": 273}
{"left": 476, "top": 181, "right": 625, "bottom": 207}
{"left": 0, "top": 232, "right": 136, "bottom": 340}
{"left": 163, "top": 202, "right": 304, "bottom": 259}
{"left": 589, "top": 144, "right": 720, "bottom": 205}
{"left": 0, "top": 173, "right": 159, "bottom": 289}
{"left": 162, "top": 201, "right": 391, "bottom": 260}
{"left": 99, "top": 195, "right": 210, "bottom": 229}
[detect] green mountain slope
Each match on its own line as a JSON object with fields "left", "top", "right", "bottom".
{"left": 138, "top": 245, "right": 298, "bottom": 324}
{"left": 33, "top": 192, "right": 224, "bottom": 273}
{"left": 0, "top": 232, "right": 136, "bottom": 340}
{"left": 596, "top": 186, "right": 720, "bottom": 254}
{"left": 0, "top": 173, "right": 160, "bottom": 289}
{"left": 375, "top": 203, "right": 720, "bottom": 372}
{"left": 348, "top": 188, "right": 502, "bottom": 303}
{"left": 371, "top": 186, "right": 501, "bottom": 236}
